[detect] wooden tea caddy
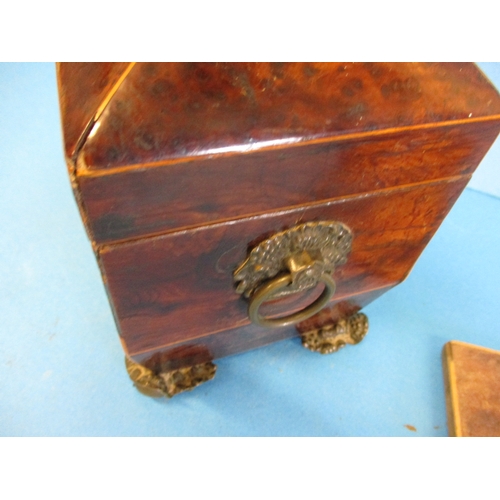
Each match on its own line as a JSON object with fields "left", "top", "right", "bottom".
{"left": 57, "top": 63, "right": 500, "bottom": 398}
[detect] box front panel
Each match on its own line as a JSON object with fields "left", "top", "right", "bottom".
{"left": 78, "top": 121, "right": 499, "bottom": 244}
{"left": 99, "top": 177, "right": 468, "bottom": 357}
{"left": 132, "top": 285, "right": 391, "bottom": 371}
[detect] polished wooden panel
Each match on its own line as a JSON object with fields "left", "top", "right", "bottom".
{"left": 76, "top": 63, "right": 500, "bottom": 171}
{"left": 56, "top": 63, "right": 500, "bottom": 372}
{"left": 443, "top": 341, "right": 500, "bottom": 437}
{"left": 99, "top": 178, "right": 468, "bottom": 356}
{"left": 78, "top": 120, "right": 500, "bottom": 244}
{"left": 131, "top": 287, "right": 391, "bottom": 370}
{"left": 56, "top": 62, "right": 131, "bottom": 161}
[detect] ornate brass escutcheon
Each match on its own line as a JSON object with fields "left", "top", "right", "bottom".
{"left": 234, "top": 221, "right": 352, "bottom": 327}
{"left": 125, "top": 357, "right": 217, "bottom": 398}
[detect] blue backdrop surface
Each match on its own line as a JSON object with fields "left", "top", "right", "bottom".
{"left": 469, "top": 63, "right": 500, "bottom": 198}
{"left": 0, "top": 63, "right": 499, "bottom": 436}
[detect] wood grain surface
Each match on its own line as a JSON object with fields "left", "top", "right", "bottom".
{"left": 56, "top": 63, "right": 500, "bottom": 245}
{"left": 57, "top": 62, "right": 131, "bottom": 161}
{"left": 73, "top": 63, "right": 500, "bottom": 171}
{"left": 99, "top": 178, "right": 468, "bottom": 356}
{"left": 443, "top": 341, "right": 500, "bottom": 437}
{"left": 56, "top": 63, "right": 500, "bottom": 367}
{"left": 78, "top": 120, "right": 500, "bottom": 244}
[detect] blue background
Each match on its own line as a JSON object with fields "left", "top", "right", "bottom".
{"left": 1, "top": 63, "right": 499, "bottom": 436}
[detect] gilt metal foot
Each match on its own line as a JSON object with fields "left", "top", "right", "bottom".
{"left": 125, "top": 357, "right": 217, "bottom": 398}
{"left": 300, "top": 312, "right": 368, "bottom": 354}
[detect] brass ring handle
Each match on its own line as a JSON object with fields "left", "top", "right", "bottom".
{"left": 248, "top": 273, "right": 336, "bottom": 328}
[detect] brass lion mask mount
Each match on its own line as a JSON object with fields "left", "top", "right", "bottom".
{"left": 233, "top": 221, "right": 353, "bottom": 328}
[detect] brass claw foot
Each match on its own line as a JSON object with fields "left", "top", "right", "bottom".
{"left": 300, "top": 312, "right": 369, "bottom": 354}
{"left": 125, "top": 357, "right": 217, "bottom": 398}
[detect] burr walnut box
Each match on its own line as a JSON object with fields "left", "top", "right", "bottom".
{"left": 57, "top": 63, "right": 500, "bottom": 397}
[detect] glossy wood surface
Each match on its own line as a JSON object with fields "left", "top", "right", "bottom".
{"left": 131, "top": 286, "right": 390, "bottom": 370}
{"left": 57, "top": 63, "right": 131, "bottom": 161}
{"left": 99, "top": 178, "right": 468, "bottom": 356}
{"left": 56, "top": 63, "right": 500, "bottom": 366}
{"left": 71, "top": 63, "right": 500, "bottom": 171}
{"left": 79, "top": 120, "right": 500, "bottom": 244}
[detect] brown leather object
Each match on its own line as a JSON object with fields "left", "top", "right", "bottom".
{"left": 57, "top": 63, "right": 500, "bottom": 370}
{"left": 442, "top": 341, "right": 500, "bottom": 437}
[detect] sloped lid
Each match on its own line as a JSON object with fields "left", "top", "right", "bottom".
{"left": 58, "top": 62, "right": 500, "bottom": 173}
{"left": 57, "top": 62, "right": 132, "bottom": 161}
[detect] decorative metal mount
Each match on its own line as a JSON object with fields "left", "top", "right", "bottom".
{"left": 234, "top": 221, "right": 352, "bottom": 327}
{"left": 300, "top": 312, "right": 369, "bottom": 354}
{"left": 125, "top": 357, "right": 217, "bottom": 398}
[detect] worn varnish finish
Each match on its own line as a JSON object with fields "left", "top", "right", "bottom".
{"left": 443, "top": 341, "right": 500, "bottom": 437}
{"left": 133, "top": 287, "right": 390, "bottom": 371}
{"left": 57, "top": 63, "right": 500, "bottom": 374}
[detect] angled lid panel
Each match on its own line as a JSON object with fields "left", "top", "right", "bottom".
{"left": 78, "top": 62, "right": 500, "bottom": 172}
